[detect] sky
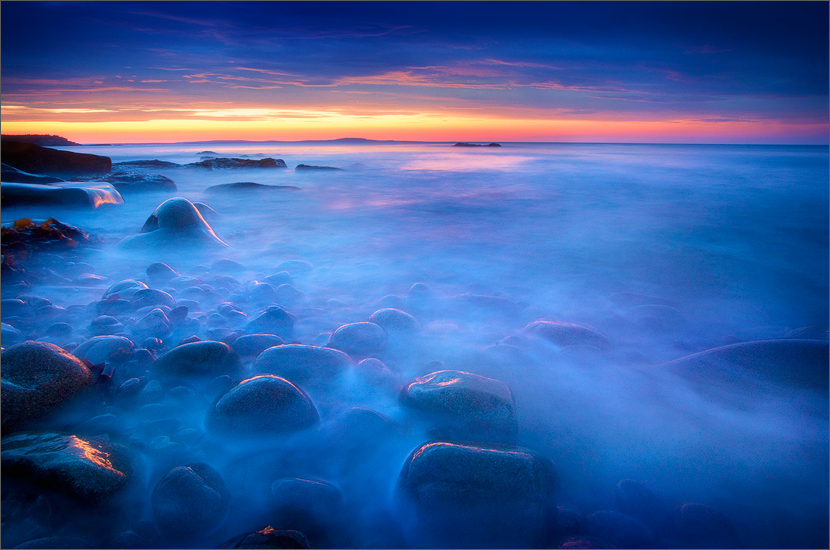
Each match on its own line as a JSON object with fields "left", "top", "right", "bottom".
{"left": 1, "top": 1, "right": 828, "bottom": 144}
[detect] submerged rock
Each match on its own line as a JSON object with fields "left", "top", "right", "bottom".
{"left": 295, "top": 164, "right": 342, "bottom": 171}
{"left": 231, "top": 334, "right": 285, "bottom": 357}
{"left": 205, "top": 375, "right": 319, "bottom": 437}
{"left": 151, "top": 341, "right": 242, "bottom": 384}
{"left": 525, "top": 320, "right": 611, "bottom": 349}
{"left": 1, "top": 342, "right": 96, "bottom": 433}
{"left": 400, "top": 369, "right": 518, "bottom": 443}
{"left": 119, "top": 197, "right": 229, "bottom": 250}
{"left": 188, "top": 158, "right": 287, "bottom": 169}
{"left": 245, "top": 305, "right": 295, "bottom": 339}
{"left": 151, "top": 463, "right": 230, "bottom": 540}
{"left": 205, "top": 182, "right": 300, "bottom": 193}
{"left": 368, "top": 308, "right": 421, "bottom": 334}
{"left": 101, "top": 172, "right": 177, "bottom": 193}
{"left": 114, "top": 159, "right": 180, "bottom": 169}
{"left": 72, "top": 335, "right": 135, "bottom": 365}
{"left": 1, "top": 432, "right": 134, "bottom": 501}
{"left": 328, "top": 322, "right": 388, "bottom": 358}
{"left": 1, "top": 182, "right": 123, "bottom": 208}
{"left": 254, "top": 344, "right": 353, "bottom": 388}
{"left": 396, "top": 441, "right": 557, "bottom": 548}
{"left": 270, "top": 478, "right": 343, "bottom": 546}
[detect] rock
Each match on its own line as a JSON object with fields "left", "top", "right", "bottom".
{"left": 295, "top": 164, "right": 341, "bottom": 171}
{"left": 2, "top": 322, "right": 25, "bottom": 345}
{"left": 72, "top": 336, "right": 135, "bottom": 365}
{"left": 188, "top": 158, "right": 287, "bottom": 169}
{"left": 151, "top": 341, "right": 242, "bottom": 384}
{"left": 1, "top": 140, "right": 111, "bottom": 177}
{"left": 264, "top": 271, "right": 294, "bottom": 287}
{"left": 119, "top": 197, "right": 229, "bottom": 250}
{"left": 102, "top": 172, "right": 177, "bottom": 193}
{"left": 369, "top": 308, "right": 421, "bottom": 333}
{"left": 205, "top": 182, "right": 300, "bottom": 193}
{"left": 220, "top": 527, "right": 311, "bottom": 549}
{"left": 275, "top": 260, "right": 313, "bottom": 275}
{"left": 1, "top": 431, "right": 134, "bottom": 501}
{"left": 1, "top": 162, "right": 64, "bottom": 184}
{"left": 396, "top": 441, "right": 557, "bottom": 548}
{"left": 354, "top": 358, "right": 399, "bottom": 392}
{"left": 245, "top": 306, "right": 295, "bottom": 339}
{"left": 672, "top": 502, "right": 739, "bottom": 548}
{"left": 131, "top": 288, "right": 176, "bottom": 309}
{"left": 132, "top": 308, "right": 173, "bottom": 340}
{"left": 400, "top": 370, "right": 518, "bottom": 443}
{"left": 89, "top": 315, "right": 124, "bottom": 336}
{"left": 448, "top": 293, "right": 524, "bottom": 317}
{"left": 524, "top": 320, "right": 611, "bottom": 349}
{"left": 194, "top": 202, "right": 221, "bottom": 222}
{"left": 328, "top": 322, "right": 388, "bottom": 357}
{"left": 114, "top": 159, "right": 180, "bottom": 169}
{"left": 151, "top": 463, "right": 230, "bottom": 540}
{"left": 254, "top": 344, "right": 353, "bottom": 388}
{"left": 584, "top": 510, "right": 655, "bottom": 549}
{"left": 103, "top": 279, "right": 149, "bottom": 300}
{"left": 1, "top": 182, "right": 123, "bottom": 208}
{"left": 270, "top": 478, "right": 343, "bottom": 545}
{"left": 205, "top": 375, "right": 319, "bottom": 438}
{"left": 231, "top": 334, "right": 284, "bottom": 357}
{"left": 2, "top": 134, "right": 80, "bottom": 146}
{"left": 614, "top": 479, "right": 670, "bottom": 530}
{"left": 212, "top": 258, "right": 244, "bottom": 273}
{"left": 1, "top": 342, "right": 96, "bottom": 433}
{"left": 662, "top": 339, "right": 829, "bottom": 392}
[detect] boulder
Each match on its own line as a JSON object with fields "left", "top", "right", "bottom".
{"left": 101, "top": 172, "right": 176, "bottom": 194}
{"left": 1, "top": 182, "right": 123, "bottom": 208}
{"left": 1, "top": 140, "right": 111, "bottom": 177}
{"left": 146, "top": 262, "right": 180, "bottom": 285}
{"left": 396, "top": 441, "right": 557, "bottom": 548}
{"left": 328, "top": 322, "right": 388, "bottom": 358}
{"left": 295, "top": 164, "right": 341, "bottom": 171}
{"left": 400, "top": 370, "right": 518, "bottom": 443}
{"left": 151, "top": 463, "right": 230, "bottom": 540}
{"left": 524, "top": 320, "right": 611, "bottom": 349}
{"left": 254, "top": 344, "right": 354, "bottom": 388}
{"left": 151, "top": 341, "right": 242, "bottom": 384}
{"left": 72, "top": 336, "right": 135, "bottom": 365}
{"left": 119, "top": 197, "right": 229, "bottom": 250}
{"left": 231, "top": 334, "right": 285, "bottom": 357}
{"left": 205, "top": 375, "right": 319, "bottom": 437}
{"left": 270, "top": 478, "right": 343, "bottom": 546}
{"left": 1, "top": 342, "right": 96, "bottom": 433}
{"left": 188, "top": 158, "right": 287, "bottom": 169}
{"left": 368, "top": 308, "right": 421, "bottom": 333}
{"left": 1, "top": 431, "right": 134, "bottom": 501}
{"left": 1, "top": 162, "right": 64, "bottom": 184}
{"left": 245, "top": 306, "right": 295, "bottom": 339}
{"left": 113, "top": 159, "right": 180, "bottom": 169}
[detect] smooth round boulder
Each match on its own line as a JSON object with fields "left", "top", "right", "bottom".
{"left": 119, "top": 198, "right": 229, "bottom": 250}
{"left": 2, "top": 432, "right": 134, "bottom": 501}
{"left": 146, "top": 262, "right": 180, "bottom": 285}
{"left": 2, "top": 322, "right": 25, "bottom": 345}
{"left": 1, "top": 342, "right": 95, "bottom": 433}
{"left": 396, "top": 441, "right": 557, "bottom": 548}
{"left": 131, "top": 288, "right": 176, "bottom": 309}
{"left": 400, "top": 370, "right": 518, "bottom": 443}
{"left": 102, "top": 279, "right": 149, "bottom": 301}
{"left": 151, "top": 463, "right": 230, "bottom": 540}
{"left": 328, "top": 322, "right": 388, "bottom": 358}
{"left": 245, "top": 306, "right": 295, "bottom": 339}
{"left": 369, "top": 308, "right": 421, "bottom": 334}
{"left": 254, "top": 344, "right": 353, "bottom": 388}
{"left": 151, "top": 341, "right": 242, "bottom": 384}
{"left": 206, "top": 375, "right": 319, "bottom": 438}
{"left": 525, "top": 320, "right": 611, "bottom": 349}
{"left": 231, "top": 334, "right": 285, "bottom": 357}
{"left": 132, "top": 308, "right": 173, "bottom": 340}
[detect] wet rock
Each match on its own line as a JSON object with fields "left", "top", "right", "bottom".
{"left": 525, "top": 320, "right": 611, "bottom": 349}
{"left": 369, "top": 308, "right": 421, "bottom": 334}
{"left": 1, "top": 432, "right": 134, "bottom": 501}
{"left": 1, "top": 162, "right": 64, "bottom": 184}
{"left": 146, "top": 262, "right": 180, "bottom": 285}
{"left": 132, "top": 308, "right": 173, "bottom": 340}
{"left": 295, "top": 164, "right": 341, "bottom": 171}
{"left": 220, "top": 527, "right": 311, "bottom": 549}
{"left": 119, "top": 197, "right": 229, "bottom": 250}
{"left": 103, "top": 279, "right": 149, "bottom": 301}
{"left": 205, "top": 182, "right": 300, "bottom": 193}
{"left": 2, "top": 298, "right": 29, "bottom": 317}
{"left": 231, "top": 334, "right": 285, "bottom": 357}
{"left": 151, "top": 463, "right": 230, "bottom": 540}
{"left": 270, "top": 478, "right": 343, "bottom": 545}
{"left": 2, "top": 322, "right": 25, "bottom": 345}
{"left": 400, "top": 370, "right": 518, "bottom": 444}
{"left": 102, "top": 172, "right": 177, "bottom": 194}
{"left": 353, "top": 358, "right": 399, "bottom": 392}
{"left": 264, "top": 271, "right": 294, "bottom": 287}
{"left": 663, "top": 339, "right": 829, "bottom": 392}
{"left": 205, "top": 375, "right": 319, "bottom": 438}
{"left": 89, "top": 315, "right": 124, "bottom": 336}
{"left": 275, "top": 260, "right": 313, "bottom": 276}
{"left": 139, "top": 379, "right": 165, "bottom": 404}
{"left": 245, "top": 306, "right": 295, "bottom": 339}
{"left": 189, "top": 158, "right": 287, "bottom": 169}
{"left": 328, "top": 322, "right": 388, "bottom": 358}
{"left": 584, "top": 510, "right": 655, "bottom": 549}
{"left": 114, "top": 159, "right": 180, "bottom": 169}
{"left": 151, "top": 341, "right": 242, "bottom": 384}
{"left": 212, "top": 258, "right": 245, "bottom": 273}
{"left": 45, "top": 322, "right": 73, "bottom": 338}
{"left": 1, "top": 182, "right": 123, "bottom": 208}
{"left": 614, "top": 479, "right": 670, "bottom": 530}
{"left": 131, "top": 288, "right": 176, "bottom": 309}
{"left": 1, "top": 140, "right": 111, "bottom": 177}
{"left": 1, "top": 342, "right": 96, "bottom": 433}
{"left": 254, "top": 344, "right": 353, "bottom": 388}
{"left": 396, "top": 441, "right": 557, "bottom": 548}
{"left": 672, "top": 502, "right": 739, "bottom": 548}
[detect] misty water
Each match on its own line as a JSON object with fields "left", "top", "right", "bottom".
{"left": 2, "top": 142, "right": 828, "bottom": 548}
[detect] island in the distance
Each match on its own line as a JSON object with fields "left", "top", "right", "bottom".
{"left": 453, "top": 142, "right": 502, "bottom": 147}
{"left": 1, "top": 134, "right": 81, "bottom": 146}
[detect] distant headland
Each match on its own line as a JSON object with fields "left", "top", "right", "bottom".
{"left": 1, "top": 134, "right": 80, "bottom": 146}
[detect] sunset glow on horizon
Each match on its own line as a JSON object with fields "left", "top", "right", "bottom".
{"left": 2, "top": 2, "right": 827, "bottom": 145}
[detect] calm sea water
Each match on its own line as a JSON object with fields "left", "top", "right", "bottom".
{"left": 3, "top": 142, "right": 828, "bottom": 547}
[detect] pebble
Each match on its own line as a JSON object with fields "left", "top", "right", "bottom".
{"left": 368, "top": 308, "right": 421, "bottom": 333}
{"left": 328, "top": 322, "right": 388, "bottom": 358}
{"left": 245, "top": 305, "right": 295, "bottom": 339}
{"left": 151, "top": 463, "right": 230, "bottom": 540}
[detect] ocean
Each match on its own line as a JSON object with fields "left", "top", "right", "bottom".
{"left": 2, "top": 141, "right": 828, "bottom": 548}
